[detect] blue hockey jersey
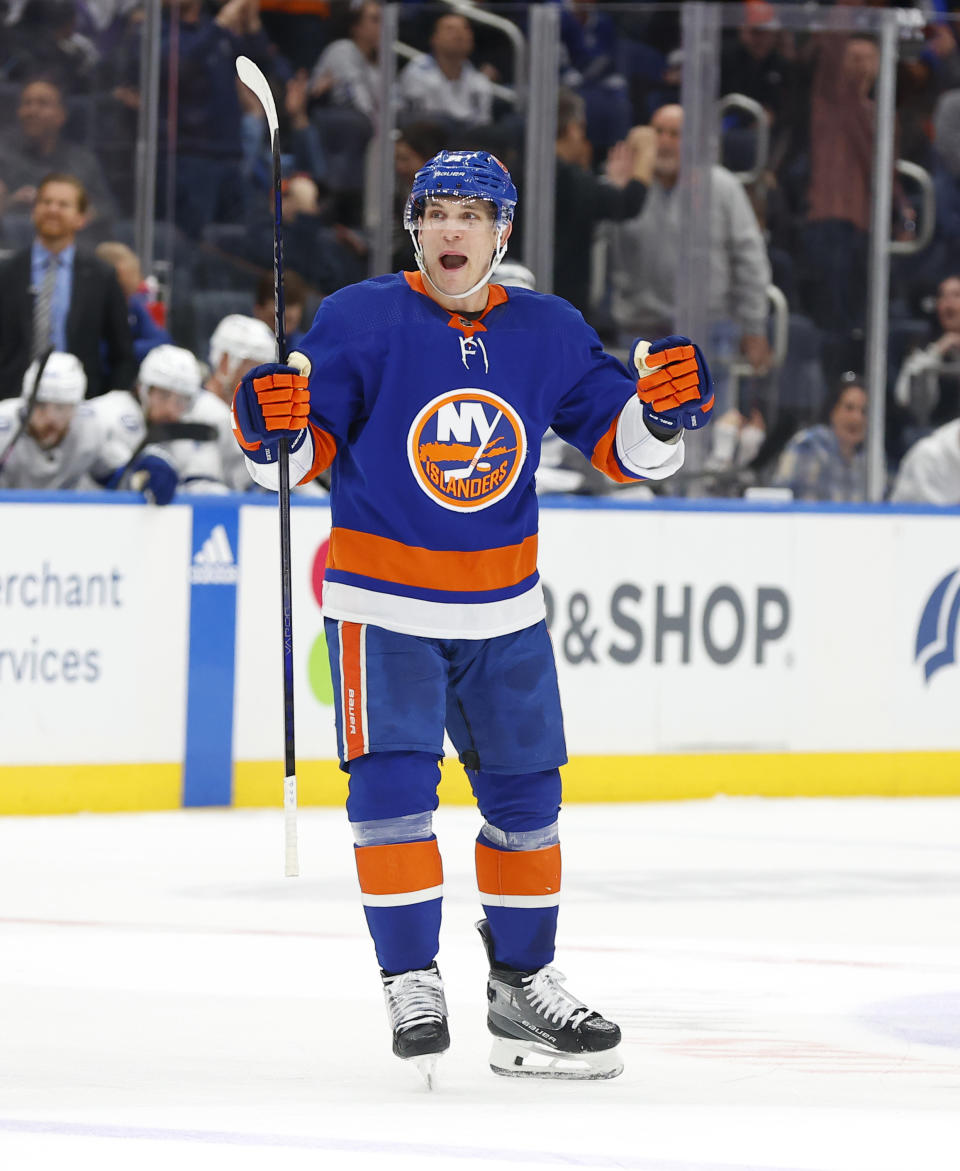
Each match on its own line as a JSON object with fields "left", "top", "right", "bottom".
{"left": 244, "top": 271, "right": 685, "bottom": 638}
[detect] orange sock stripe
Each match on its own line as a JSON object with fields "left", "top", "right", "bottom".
{"left": 475, "top": 841, "right": 561, "bottom": 898}
{"left": 355, "top": 839, "right": 443, "bottom": 895}
{"left": 338, "top": 621, "right": 367, "bottom": 760}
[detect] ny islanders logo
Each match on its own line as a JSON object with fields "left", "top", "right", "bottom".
{"left": 407, "top": 390, "right": 526, "bottom": 512}
{"left": 915, "top": 567, "right": 960, "bottom": 684}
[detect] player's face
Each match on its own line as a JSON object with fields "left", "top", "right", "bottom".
{"left": 419, "top": 197, "right": 504, "bottom": 301}
{"left": 27, "top": 402, "right": 74, "bottom": 450}
{"left": 146, "top": 386, "right": 189, "bottom": 424}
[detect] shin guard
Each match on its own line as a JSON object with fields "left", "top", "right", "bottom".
{"left": 355, "top": 838, "right": 443, "bottom": 974}
{"left": 475, "top": 835, "right": 560, "bottom": 971}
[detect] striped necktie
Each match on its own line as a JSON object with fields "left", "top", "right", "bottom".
{"left": 32, "top": 256, "right": 59, "bottom": 361}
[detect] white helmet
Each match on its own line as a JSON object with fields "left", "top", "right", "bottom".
{"left": 209, "top": 315, "right": 277, "bottom": 371}
{"left": 137, "top": 345, "right": 203, "bottom": 408}
{"left": 21, "top": 352, "right": 87, "bottom": 405}
{"left": 492, "top": 260, "right": 536, "bottom": 291}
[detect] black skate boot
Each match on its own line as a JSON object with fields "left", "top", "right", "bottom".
{"left": 381, "top": 962, "right": 450, "bottom": 1089}
{"left": 477, "top": 919, "right": 623, "bottom": 1079}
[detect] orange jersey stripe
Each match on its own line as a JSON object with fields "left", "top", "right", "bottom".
{"left": 328, "top": 527, "right": 538, "bottom": 593}
{"left": 591, "top": 415, "right": 640, "bottom": 484}
{"left": 338, "top": 621, "right": 367, "bottom": 760}
{"left": 475, "top": 841, "right": 561, "bottom": 898}
{"left": 355, "top": 839, "right": 443, "bottom": 896}
{"left": 299, "top": 422, "right": 337, "bottom": 484}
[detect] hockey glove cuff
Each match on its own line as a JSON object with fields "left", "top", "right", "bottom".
{"left": 128, "top": 448, "right": 178, "bottom": 506}
{"left": 233, "top": 362, "right": 310, "bottom": 453}
{"left": 633, "top": 335, "right": 714, "bottom": 436}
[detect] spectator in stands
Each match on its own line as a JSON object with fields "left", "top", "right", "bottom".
{"left": 240, "top": 68, "right": 328, "bottom": 197}
{"left": 607, "top": 103, "right": 772, "bottom": 409}
{"left": 553, "top": 89, "right": 651, "bottom": 321}
{"left": 772, "top": 374, "right": 868, "bottom": 502}
{"left": 0, "top": 174, "right": 136, "bottom": 400}
{"left": 0, "top": 352, "right": 174, "bottom": 501}
{"left": 392, "top": 119, "right": 448, "bottom": 271}
{"left": 559, "top": 0, "right": 632, "bottom": 159}
{"left": 0, "top": 76, "right": 117, "bottom": 227}
{"left": 252, "top": 269, "right": 308, "bottom": 351}
{"left": 894, "top": 274, "right": 960, "bottom": 430}
{"left": 3, "top": 0, "right": 100, "bottom": 93}
{"left": 397, "top": 13, "right": 493, "bottom": 130}
{"left": 147, "top": 0, "right": 279, "bottom": 239}
{"left": 95, "top": 241, "right": 172, "bottom": 364}
{"left": 244, "top": 173, "right": 367, "bottom": 295}
{"left": 800, "top": 32, "right": 878, "bottom": 370}
{"left": 889, "top": 416, "right": 960, "bottom": 506}
{"left": 309, "top": 0, "right": 382, "bottom": 127}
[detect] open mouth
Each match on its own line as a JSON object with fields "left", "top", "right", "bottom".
{"left": 440, "top": 253, "right": 468, "bottom": 271}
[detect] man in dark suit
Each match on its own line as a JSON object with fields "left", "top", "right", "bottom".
{"left": 0, "top": 173, "right": 136, "bottom": 400}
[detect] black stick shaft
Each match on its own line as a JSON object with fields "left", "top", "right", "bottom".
{"left": 271, "top": 126, "right": 296, "bottom": 784}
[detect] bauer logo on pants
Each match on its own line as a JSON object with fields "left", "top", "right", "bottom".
{"left": 406, "top": 389, "right": 527, "bottom": 512}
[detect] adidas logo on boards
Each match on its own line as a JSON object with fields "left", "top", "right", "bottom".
{"left": 191, "top": 523, "right": 239, "bottom": 585}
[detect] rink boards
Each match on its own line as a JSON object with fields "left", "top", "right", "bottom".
{"left": 1, "top": 492, "right": 958, "bottom": 813}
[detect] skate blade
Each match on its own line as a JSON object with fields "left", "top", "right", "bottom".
{"left": 411, "top": 1053, "right": 441, "bottom": 1090}
{"left": 489, "top": 1037, "right": 623, "bottom": 1080}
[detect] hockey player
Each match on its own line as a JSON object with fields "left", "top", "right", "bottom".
{"left": 231, "top": 150, "right": 714, "bottom": 1083}
{"left": 94, "top": 344, "right": 234, "bottom": 494}
{"left": 205, "top": 314, "right": 289, "bottom": 491}
{"left": 0, "top": 351, "right": 176, "bottom": 501}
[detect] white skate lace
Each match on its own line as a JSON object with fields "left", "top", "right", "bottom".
{"left": 522, "top": 966, "right": 592, "bottom": 1029}
{"left": 383, "top": 968, "right": 446, "bottom": 1033}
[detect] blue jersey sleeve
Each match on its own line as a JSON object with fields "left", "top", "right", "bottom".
{"left": 296, "top": 294, "right": 371, "bottom": 448}
{"left": 548, "top": 308, "right": 639, "bottom": 480}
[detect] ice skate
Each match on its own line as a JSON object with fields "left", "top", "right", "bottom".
{"left": 477, "top": 919, "right": 623, "bottom": 1079}
{"left": 381, "top": 962, "right": 450, "bottom": 1089}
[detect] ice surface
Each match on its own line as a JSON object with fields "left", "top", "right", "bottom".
{"left": 1, "top": 797, "right": 959, "bottom": 1170}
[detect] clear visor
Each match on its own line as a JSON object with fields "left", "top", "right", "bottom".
{"left": 404, "top": 194, "right": 510, "bottom": 234}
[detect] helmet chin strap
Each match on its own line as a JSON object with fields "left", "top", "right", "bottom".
{"left": 411, "top": 227, "right": 510, "bottom": 303}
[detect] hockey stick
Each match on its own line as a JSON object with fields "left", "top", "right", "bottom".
{"left": 236, "top": 55, "right": 300, "bottom": 878}
{"left": 0, "top": 348, "right": 54, "bottom": 472}
{"left": 113, "top": 421, "right": 218, "bottom": 491}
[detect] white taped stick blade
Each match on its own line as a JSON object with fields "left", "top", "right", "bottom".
{"left": 236, "top": 56, "right": 279, "bottom": 136}
{"left": 284, "top": 773, "right": 299, "bottom": 877}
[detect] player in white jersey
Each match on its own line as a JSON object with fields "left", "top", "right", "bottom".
{"left": 93, "top": 345, "right": 232, "bottom": 494}
{"left": 208, "top": 314, "right": 326, "bottom": 494}
{"left": 0, "top": 352, "right": 175, "bottom": 501}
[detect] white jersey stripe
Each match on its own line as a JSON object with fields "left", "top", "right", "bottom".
{"left": 359, "top": 621, "right": 369, "bottom": 755}
{"left": 337, "top": 619, "right": 347, "bottom": 752}
{"left": 360, "top": 884, "right": 444, "bottom": 908}
{"left": 477, "top": 891, "right": 562, "bottom": 909}
{"left": 322, "top": 580, "right": 546, "bottom": 640}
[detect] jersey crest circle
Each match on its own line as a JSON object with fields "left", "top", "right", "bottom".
{"left": 407, "top": 389, "right": 527, "bottom": 512}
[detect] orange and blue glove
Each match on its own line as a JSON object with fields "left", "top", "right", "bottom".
{"left": 232, "top": 362, "right": 310, "bottom": 459}
{"left": 632, "top": 335, "right": 714, "bottom": 437}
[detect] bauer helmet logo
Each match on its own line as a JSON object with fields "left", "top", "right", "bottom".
{"left": 407, "top": 390, "right": 526, "bottom": 512}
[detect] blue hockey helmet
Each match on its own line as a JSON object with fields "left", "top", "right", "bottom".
{"left": 403, "top": 150, "right": 518, "bottom": 234}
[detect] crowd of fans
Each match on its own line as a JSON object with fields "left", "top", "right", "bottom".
{"left": 4, "top": 0, "right": 960, "bottom": 505}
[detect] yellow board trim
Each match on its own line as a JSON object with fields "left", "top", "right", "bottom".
{"left": 0, "top": 763, "right": 182, "bottom": 816}
{"left": 2, "top": 752, "right": 958, "bottom": 815}
{"left": 233, "top": 751, "right": 960, "bottom": 808}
